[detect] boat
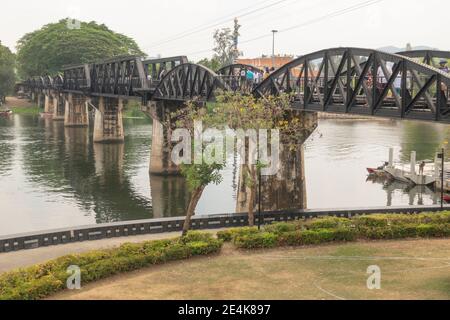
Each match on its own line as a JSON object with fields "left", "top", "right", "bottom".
{"left": 0, "top": 110, "right": 12, "bottom": 117}
{"left": 367, "top": 167, "right": 387, "bottom": 176}
{"left": 39, "top": 112, "right": 53, "bottom": 119}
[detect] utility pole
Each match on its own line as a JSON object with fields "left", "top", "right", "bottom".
{"left": 271, "top": 30, "right": 278, "bottom": 69}
{"left": 232, "top": 18, "right": 241, "bottom": 64}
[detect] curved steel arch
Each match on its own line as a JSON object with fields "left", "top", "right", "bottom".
{"left": 153, "top": 63, "right": 228, "bottom": 102}
{"left": 53, "top": 75, "right": 64, "bottom": 91}
{"left": 254, "top": 47, "right": 450, "bottom": 122}
{"left": 216, "top": 64, "right": 263, "bottom": 76}
{"left": 42, "top": 75, "right": 54, "bottom": 89}
{"left": 397, "top": 50, "right": 450, "bottom": 66}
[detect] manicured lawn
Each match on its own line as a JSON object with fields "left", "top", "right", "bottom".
{"left": 52, "top": 238, "right": 450, "bottom": 300}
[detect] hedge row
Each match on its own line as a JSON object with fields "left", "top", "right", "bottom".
{"left": 0, "top": 232, "right": 223, "bottom": 300}
{"left": 217, "top": 212, "right": 450, "bottom": 249}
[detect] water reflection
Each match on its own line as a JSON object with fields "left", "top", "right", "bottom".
{"left": 149, "top": 175, "right": 190, "bottom": 218}
{"left": 367, "top": 176, "right": 438, "bottom": 206}
{"left": 0, "top": 117, "right": 15, "bottom": 177}
{"left": 1, "top": 114, "right": 450, "bottom": 235}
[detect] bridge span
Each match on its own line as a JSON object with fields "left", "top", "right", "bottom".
{"left": 18, "top": 47, "right": 450, "bottom": 162}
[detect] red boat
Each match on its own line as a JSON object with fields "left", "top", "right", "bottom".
{"left": 0, "top": 110, "right": 12, "bottom": 117}
{"left": 443, "top": 195, "right": 450, "bottom": 203}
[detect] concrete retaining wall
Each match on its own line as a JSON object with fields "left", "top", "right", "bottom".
{"left": 0, "top": 205, "right": 447, "bottom": 253}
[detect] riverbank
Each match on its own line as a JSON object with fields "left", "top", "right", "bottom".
{"left": 1, "top": 96, "right": 39, "bottom": 115}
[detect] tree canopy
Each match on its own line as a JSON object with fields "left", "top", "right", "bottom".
{"left": 16, "top": 19, "right": 145, "bottom": 78}
{"left": 0, "top": 42, "right": 15, "bottom": 100}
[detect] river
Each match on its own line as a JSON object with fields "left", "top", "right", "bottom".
{"left": 0, "top": 114, "right": 449, "bottom": 236}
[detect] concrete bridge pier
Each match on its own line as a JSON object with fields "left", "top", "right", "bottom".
{"left": 145, "top": 100, "right": 185, "bottom": 175}
{"left": 44, "top": 91, "right": 58, "bottom": 114}
{"left": 93, "top": 97, "right": 124, "bottom": 143}
{"left": 236, "top": 110, "right": 318, "bottom": 213}
{"left": 64, "top": 93, "right": 90, "bottom": 127}
{"left": 52, "top": 93, "right": 65, "bottom": 121}
{"left": 36, "top": 92, "right": 45, "bottom": 109}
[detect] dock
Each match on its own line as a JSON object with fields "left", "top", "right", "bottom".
{"left": 378, "top": 148, "right": 450, "bottom": 190}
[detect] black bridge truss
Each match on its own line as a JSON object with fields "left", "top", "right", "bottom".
{"left": 22, "top": 48, "right": 450, "bottom": 123}
{"left": 254, "top": 48, "right": 450, "bottom": 123}
{"left": 152, "top": 63, "right": 228, "bottom": 102}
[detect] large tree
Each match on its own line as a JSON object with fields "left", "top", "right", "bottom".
{"left": 0, "top": 42, "right": 15, "bottom": 102}
{"left": 211, "top": 18, "right": 241, "bottom": 68}
{"left": 16, "top": 19, "right": 145, "bottom": 78}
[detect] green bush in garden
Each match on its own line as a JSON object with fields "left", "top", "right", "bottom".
{"left": 0, "top": 232, "right": 223, "bottom": 300}
{"left": 233, "top": 232, "right": 278, "bottom": 249}
{"left": 230, "top": 212, "right": 450, "bottom": 249}
{"left": 217, "top": 227, "right": 259, "bottom": 242}
{"left": 303, "top": 217, "right": 353, "bottom": 230}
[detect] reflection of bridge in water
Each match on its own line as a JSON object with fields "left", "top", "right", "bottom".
{"left": 15, "top": 48, "right": 450, "bottom": 217}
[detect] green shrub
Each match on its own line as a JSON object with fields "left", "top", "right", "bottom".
{"left": 0, "top": 233, "right": 223, "bottom": 301}
{"left": 304, "top": 217, "right": 352, "bottom": 230}
{"left": 234, "top": 232, "right": 278, "bottom": 249}
{"left": 217, "top": 227, "right": 259, "bottom": 242}
{"left": 264, "top": 222, "right": 299, "bottom": 234}
{"left": 179, "top": 231, "right": 214, "bottom": 244}
{"left": 186, "top": 240, "right": 223, "bottom": 255}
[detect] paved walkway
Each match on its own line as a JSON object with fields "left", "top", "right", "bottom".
{"left": 0, "top": 230, "right": 220, "bottom": 273}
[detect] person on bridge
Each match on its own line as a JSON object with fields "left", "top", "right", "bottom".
{"left": 439, "top": 60, "right": 449, "bottom": 73}
{"left": 240, "top": 69, "right": 247, "bottom": 89}
{"left": 438, "top": 60, "right": 449, "bottom": 97}
{"left": 263, "top": 67, "right": 270, "bottom": 80}
{"left": 246, "top": 69, "right": 255, "bottom": 91}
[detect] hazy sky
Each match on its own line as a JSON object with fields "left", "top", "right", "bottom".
{"left": 0, "top": 0, "right": 448, "bottom": 60}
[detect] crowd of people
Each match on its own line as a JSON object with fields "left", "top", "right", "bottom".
{"left": 230, "top": 66, "right": 276, "bottom": 92}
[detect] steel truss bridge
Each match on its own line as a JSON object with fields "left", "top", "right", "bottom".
{"left": 22, "top": 48, "right": 450, "bottom": 123}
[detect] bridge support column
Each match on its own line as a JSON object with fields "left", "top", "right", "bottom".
{"left": 93, "top": 97, "right": 124, "bottom": 143}
{"left": 236, "top": 110, "right": 318, "bottom": 214}
{"left": 147, "top": 100, "right": 184, "bottom": 175}
{"left": 44, "top": 92, "right": 56, "bottom": 114}
{"left": 37, "top": 93, "right": 45, "bottom": 109}
{"left": 52, "top": 93, "right": 65, "bottom": 121}
{"left": 64, "top": 93, "right": 89, "bottom": 127}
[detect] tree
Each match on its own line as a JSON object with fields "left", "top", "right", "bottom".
{"left": 0, "top": 42, "right": 15, "bottom": 103}
{"left": 172, "top": 101, "right": 225, "bottom": 236}
{"left": 173, "top": 92, "right": 310, "bottom": 233}
{"left": 197, "top": 57, "right": 221, "bottom": 71}
{"left": 16, "top": 19, "right": 145, "bottom": 78}
{"left": 212, "top": 19, "right": 241, "bottom": 68}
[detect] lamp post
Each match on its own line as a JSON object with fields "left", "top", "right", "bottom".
{"left": 257, "top": 163, "right": 262, "bottom": 230}
{"left": 271, "top": 30, "right": 278, "bottom": 69}
{"left": 439, "top": 148, "right": 445, "bottom": 209}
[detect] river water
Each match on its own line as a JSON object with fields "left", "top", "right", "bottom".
{"left": 0, "top": 114, "right": 449, "bottom": 236}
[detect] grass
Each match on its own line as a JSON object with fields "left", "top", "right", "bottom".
{"left": 9, "top": 106, "right": 41, "bottom": 115}
{"left": 52, "top": 238, "right": 450, "bottom": 300}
